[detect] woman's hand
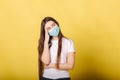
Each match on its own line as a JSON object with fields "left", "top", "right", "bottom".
{"left": 44, "top": 63, "right": 57, "bottom": 69}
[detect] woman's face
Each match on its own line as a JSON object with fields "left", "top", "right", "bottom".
{"left": 44, "top": 21, "right": 57, "bottom": 32}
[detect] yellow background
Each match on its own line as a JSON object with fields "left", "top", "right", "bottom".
{"left": 0, "top": 0, "right": 120, "bottom": 80}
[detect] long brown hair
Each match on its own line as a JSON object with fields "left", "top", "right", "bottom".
{"left": 38, "top": 17, "right": 64, "bottom": 80}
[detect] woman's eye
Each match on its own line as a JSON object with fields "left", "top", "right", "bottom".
{"left": 52, "top": 23, "right": 55, "bottom": 27}
{"left": 53, "top": 24, "right": 55, "bottom": 26}
{"left": 47, "top": 27, "right": 51, "bottom": 30}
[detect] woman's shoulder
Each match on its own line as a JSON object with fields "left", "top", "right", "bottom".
{"left": 62, "top": 37, "right": 74, "bottom": 44}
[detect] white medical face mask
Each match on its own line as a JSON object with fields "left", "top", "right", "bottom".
{"left": 48, "top": 25, "right": 60, "bottom": 36}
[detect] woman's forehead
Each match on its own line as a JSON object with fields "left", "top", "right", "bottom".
{"left": 45, "top": 21, "right": 56, "bottom": 27}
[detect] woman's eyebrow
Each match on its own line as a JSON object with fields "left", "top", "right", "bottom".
{"left": 51, "top": 23, "right": 55, "bottom": 26}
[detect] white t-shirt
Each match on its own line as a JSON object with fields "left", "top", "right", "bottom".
{"left": 43, "top": 37, "right": 75, "bottom": 79}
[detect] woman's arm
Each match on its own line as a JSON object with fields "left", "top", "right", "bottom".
{"left": 59, "top": 52, "right": 75, "bottom": 70}
{"left": 45, "top": 52, "right": 75, "bottom": 70}
{"left": 41, "top": 41, "right": 51, "bottom": 65}
{"left": 41, "top": 28, "right": 51, "bottom": 65}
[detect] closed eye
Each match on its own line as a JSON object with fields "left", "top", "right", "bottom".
{"left": 51, "top": 23, "right": 55, "bottom": 28}
{"left": 47, "top": 27, "right": 51, "bottom": 31}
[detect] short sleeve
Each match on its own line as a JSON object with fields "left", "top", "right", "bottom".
{"left": 67, "top": 39, "right": 75, "bottom": 53}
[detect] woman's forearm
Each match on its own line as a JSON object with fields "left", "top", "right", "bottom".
{"left": 46, "top": 63, "right": 74, "bottom": 70}
{"left": 41, "top": 41, "right": 51, "bottom": 65}
{"left": 58, "top": 63, "right": 74, "bottom": 70}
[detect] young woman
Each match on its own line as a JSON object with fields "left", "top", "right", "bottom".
{"left": 38, "top": 17, "right": 75, "bottom": 80}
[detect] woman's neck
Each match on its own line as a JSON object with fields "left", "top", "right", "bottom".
{"left": 52, "top": 36, "right": 58, "bottom": 40}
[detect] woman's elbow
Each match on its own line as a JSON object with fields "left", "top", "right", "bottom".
{"left": 68, "top": 64, "right": 74, "bottom": 70}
